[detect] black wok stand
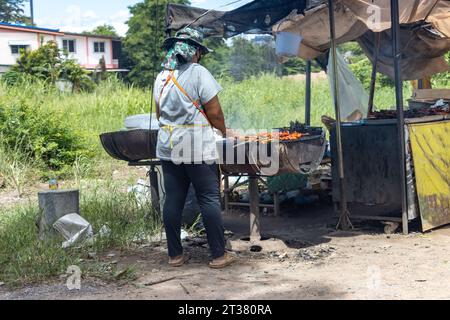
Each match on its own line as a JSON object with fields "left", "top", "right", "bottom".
{"left": 129, "top": 160, "right": 161, "bottom": 215}
{"left": 148, "top": 164, "right": 161, "bottom": 214}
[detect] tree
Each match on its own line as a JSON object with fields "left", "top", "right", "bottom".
{"left": 228, "top": 37, "right": 281, "bottom": 81}
{"left": 83, "top": 24, "right": 119, "bottom": 37}
{"left": 202, "top": 38, "right": 231, "bottom": 78}
{"left": 0, "top": 0, "right": 29, "bottom": 23}
{"left": 124, "top": 0, "right": 189, "bottom": 87}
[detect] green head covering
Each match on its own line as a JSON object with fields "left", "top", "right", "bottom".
{"left": 162, "top": 27, "right": 212, "bottom": 70}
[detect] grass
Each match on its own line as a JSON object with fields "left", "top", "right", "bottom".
{"left": 0, "top": 77, "right": 150, "bottom": 161}
{"left": 219, "top": 73, "right": 412, "bottom": 130}
{"left": 0, "top": 179, "right": 162, "bottom": 287}
{"left": 0, "top": 142, "right": 33, "bottom": 198}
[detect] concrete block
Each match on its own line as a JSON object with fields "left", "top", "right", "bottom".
{"left": 37, "top": 189, "right": 79, "bottom": 240}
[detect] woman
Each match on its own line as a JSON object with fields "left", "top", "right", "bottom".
{"left": 154, "top": 28, "right": 235, "bottom": 269}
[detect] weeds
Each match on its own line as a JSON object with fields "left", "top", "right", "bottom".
{"left": 0, "top": 140, "right": 34, "bottom": 197}
{"left": 0, "top": 179, "right": 162, "bottom": 287}
{"left": 72, "top": 155, "right": 92, "bottom": 188}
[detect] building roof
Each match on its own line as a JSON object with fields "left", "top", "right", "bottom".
{"left": 64, "top": 32, "right": 121, "bottom": 40}
{"left": 0, "top": 22, "right": 61, "bottom": 34}
{"left": 0, "top": 22, "right": 121, "bottom": 39}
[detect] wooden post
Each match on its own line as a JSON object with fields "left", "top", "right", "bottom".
{"left": 273, "top": 192, "right": 280, "bottom": 217}
{"left": 249, "top": 176, "right": 261, "bottom": 241}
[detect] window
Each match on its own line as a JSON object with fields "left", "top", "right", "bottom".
{"left": 62, "top": 39, "right": 76, "bottom": 53}
{"left": 10, "top": 45, "right": 29, "bottom": 55}
{"left": 94, "top": 42, "right": 105, "bottom": 53}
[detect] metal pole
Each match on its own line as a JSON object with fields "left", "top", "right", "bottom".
{"left": 327, "top": 0, "right": 351, "bottom": 230}
{"left": 149, "top": 0, "right": 159, "bottom": 163}
{"left": 390, "top": 0, "right": 409, "bottom": 235}
{"left": 149, "top": 165, "right": 160, "bottom": 214}
{"left": 30, "top": 0, "right": 34, "bottom": 25}
{"left": 224, "top": 174, "right": 230, "bottom": 215}
{"left": 368, "top": 33, "right": 381, "bottom": 114}
{"left": 305, "top": 60, "right": 312, "bottom": 126}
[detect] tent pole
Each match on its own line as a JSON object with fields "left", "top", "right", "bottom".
{"left": 305, "top": 60, "right": 312, "bottom": 126}
{"left": 368, "top": 33, "right": 381, "bottom": 114}
{"left": 327, "top": 0, "right": 351, "bottom": 230}
{"left": 390, "top": 0, "right": 409, "bottom": 235}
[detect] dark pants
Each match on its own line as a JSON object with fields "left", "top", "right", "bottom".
{"left": 161, "top": 161, "right": 225, "bottom": 259}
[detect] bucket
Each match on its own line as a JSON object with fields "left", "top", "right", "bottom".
{"left": 275, "top": 31, "right": 302, "bottom": 57}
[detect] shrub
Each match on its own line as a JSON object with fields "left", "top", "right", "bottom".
{"left": 1, "top": 70, "right": 28, "bottom": 86}
{"left": 10, "top": 41, "right": 95, "bottom": 92}
{"left": 0, "top": 83, "right": 92, "bottom": 176}
{"left": 349, "top": 57, "right": 394, "bottom": 90}
{"left": 432, "top": 52, "right": 450, "bottom": 87}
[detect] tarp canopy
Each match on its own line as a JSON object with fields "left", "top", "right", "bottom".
{"left": 273, "top": 0, "right": 450, "bottom": 80}
{"left": 166, "top": 0, "right": 325, "bottom": 37}
{"left": 166, "top": 0, "right": 450, "bottom": 80}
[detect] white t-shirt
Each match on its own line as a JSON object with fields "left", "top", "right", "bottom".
{"left": 154, "top": 63, "right": 222, "bottom": 163}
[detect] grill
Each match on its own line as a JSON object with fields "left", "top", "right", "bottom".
{"left": 99, "top": 127, "right": 326, "bottom": 172}
{"left": 217, "top": 130, "right": 325, "bottom": 176}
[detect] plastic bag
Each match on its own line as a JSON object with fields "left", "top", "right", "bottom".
{"left": 53, "top": 213, "right": 94, "bottom": 249}
{"left": 327, "top": 50, "right": 370, "bottom": 120}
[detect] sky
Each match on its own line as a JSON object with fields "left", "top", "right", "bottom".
{"left": 30, "top": 0, "right": 253, "bottom": 36}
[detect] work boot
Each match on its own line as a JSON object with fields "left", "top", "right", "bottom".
{"left": 209, "top": 252, "right": 236, "bottom": 269}
{"left": 169, "top": 255, "right": 188, "bottom": 267}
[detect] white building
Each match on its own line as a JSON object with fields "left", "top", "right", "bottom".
{"left": 0, "top": 22, "right": 123, "bottom": 74}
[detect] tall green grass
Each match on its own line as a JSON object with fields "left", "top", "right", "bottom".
{"left": 219, "top": 73, "right": 412, "bottom": 130}
{"left": 0, "top": 73, "right": 413, "bottom": 164}
{"left": 0, "top": 73, "right": 415, "bottom": 188}
{"left": 0, "top": 77, "right": 150, "bottom": 159}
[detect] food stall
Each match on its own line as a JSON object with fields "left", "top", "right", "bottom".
{"left": 164, "top": 0, "right": 450, "bottom": 234}
{"left": 100, "top": 0, "right": 450, "bottom": 236}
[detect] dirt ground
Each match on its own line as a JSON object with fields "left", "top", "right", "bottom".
{"left": 2, "top": 202, "right": 450, "bottom": 300}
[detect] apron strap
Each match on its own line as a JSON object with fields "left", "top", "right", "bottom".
{"left": 158, "top": 70, "right": 211, "bottom": 126}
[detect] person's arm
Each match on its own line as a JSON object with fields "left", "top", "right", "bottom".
{"left": 204, "top": 96, "right": 226, "bottom": 136}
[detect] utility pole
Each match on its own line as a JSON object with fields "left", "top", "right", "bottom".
{"left": 30, "top": 0, "right": 34, "bottom": 25}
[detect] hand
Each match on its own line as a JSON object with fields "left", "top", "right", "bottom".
{"left": 224, "top": 128, "right": 237, "bottom": 139}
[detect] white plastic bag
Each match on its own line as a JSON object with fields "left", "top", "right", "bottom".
{"left": 127, "top": 179, "right": 151, "bottom": 207}
{"left": 327, "top": 50, "right": 370, "bottom": 120}
{"left": 53, "top": 213, "right": 94, "bottom": 248}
